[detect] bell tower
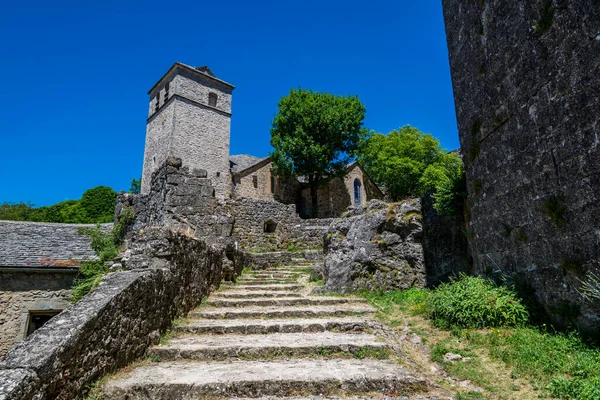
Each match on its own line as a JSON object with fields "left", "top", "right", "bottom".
{"left": 140, "top": 63, "right": 235, "bottom": 200}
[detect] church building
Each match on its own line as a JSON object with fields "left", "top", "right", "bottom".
{"left": 141, "top": 62, "right": 383, "bottom": 217}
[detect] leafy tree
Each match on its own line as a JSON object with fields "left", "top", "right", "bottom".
{"left": 128, "top": 178, "right": 141, "bottom": 194}
{"left": 357, "top": 125, "right": 465, "bottom": 215}
{"left": 0, "top": 202, "right": 35, "bottom": 221}
{"left": 270, "top": 88, "right": 366, "bottom": 217}
{"left": 79, "top": 186, "right": 117, "bottom": 223}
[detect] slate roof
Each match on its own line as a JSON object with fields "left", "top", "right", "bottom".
{"left": 229, "top": 154, "right": 269, "bottom": 174}
{"left": 0, "top": 221, "right": 113, "bottom": 270}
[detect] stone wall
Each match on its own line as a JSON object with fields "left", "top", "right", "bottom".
{"left": 227, "top": 198, "right": 332, "bottom": 251}
{"left": 421, "top": 193, "right": 471, "bottom": 286}
{"left": 0, "top": 226, "right": 250, "bottom": 400}
{"left": 232, "top": 160, "right": 300, "bottom": 205}
{"left": 118, "top": 157, "right": 233, "bottom": 243}
{"left": 0, "top": 272, "right": 75, "bottom": 358}
{"left": 243, "top": 249, "right": 323, "bottom": 270}
{"left": 442, "top": 0, "right": 600, "bottom": 334}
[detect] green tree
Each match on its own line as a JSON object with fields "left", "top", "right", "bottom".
{"left": 128, "top": 178, "right": 141, "bottom": 194}
{"left": 79, "top": 186, "right": 117, "bottom": 223}
{"left": 0, "top": 202, "right": 35, "bottom": 221}
{"left": 357, "top": 125, "right": 464, "bottom": 215}
{"left": 270, "top": 88, "right": 367, "bottom": 217}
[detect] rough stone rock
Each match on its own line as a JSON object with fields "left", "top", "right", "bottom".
{"left": 321, "top": 200, "right": 426, "bottom": 293}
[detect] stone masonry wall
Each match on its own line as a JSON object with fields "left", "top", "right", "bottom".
{"left": 0, "top": 226, "right": 250, "bottom": 400}
{"left": 442, "top": 0, "right": 600, "bottom": 334}
{"left": 118, "top": 157, "right": 233, "bottom": 243}
{"left": 0, "top": 272, "right": 75, "bottom": 358}
{"left": 232, "top": 160, "right": 300, "bottom": 205}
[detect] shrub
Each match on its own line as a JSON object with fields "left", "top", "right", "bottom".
{"left": 79, "top": 186, "right": 118, "bottom": 223}
{"left": 71, "top": 206, "right": 135, "bottom": 302}
{"left": 427, "top": 274, "right": 529, "bottom": 329}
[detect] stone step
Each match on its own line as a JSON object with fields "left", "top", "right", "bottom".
{"left": 100, "top": 359, "right": 426, "bottom": 399}
{"left": 151, "top": 332, "right": 387, "bottom": 360}
{"left": 215, "top": 291, "right": 301, "bottom": 299}
{"left": 206, "top": 297, "right": 366, "bottom": 308}
{"left": 175, "top": 317, "right": 373, "bottom": 335}
{"left": 235, "top": 279, "right": 299, "bottom": 286}
{"left": 190, "top": 304, "right": 375, "bottom": 320}
{"left": 224, "top": 284, "right": 303, "bottom": 291}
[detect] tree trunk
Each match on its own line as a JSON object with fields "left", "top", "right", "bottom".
{"left": 309, "top": 175, "right": 318, "bottom": 218}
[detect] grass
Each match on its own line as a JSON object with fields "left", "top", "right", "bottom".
{"left": 358, "top": 279, "right": 600, "bottom": 400}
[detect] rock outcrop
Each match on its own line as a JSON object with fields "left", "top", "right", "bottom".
{"left": 321, "top": 200, "right": 426, "bottom": 293}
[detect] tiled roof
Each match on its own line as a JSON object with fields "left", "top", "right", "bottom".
{"left": 229, "top": 154, "right": 269, "bottom": 173}
{"left": 0, "top": 221, "right": 112, "bottom": 269}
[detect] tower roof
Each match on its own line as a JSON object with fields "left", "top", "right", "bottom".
{"left": 148, "top": 62, "right": 235, "bottom": 94}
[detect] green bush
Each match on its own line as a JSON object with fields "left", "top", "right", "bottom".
{"left": 427, "top": 274, "right": 529, "bottom": 329}
{"left": 71, "top": 206, "right": 135, "bottom": 302}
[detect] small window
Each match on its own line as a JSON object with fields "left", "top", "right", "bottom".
{"left": 26, "top": 310, "right": 61, "bottom": 336}
{"left": 252, "top": 175, "right": 258, "bottom": 188}
{"left": 216, "top": 171, "right": 221, "bottom": 177}
{"left": 354, "top": 179, "right": 362, "bottom": 205}
{"left": 264, "top": 220, "right": 277, "bottom": 233}
{"left": 155, "top": 93, "right": 160, "bottom": 112}
{"left": 208, "top": 92, "right": 218, "bottom": 107}
{"left": 270, "top": 176, "right": 275, "bottom": 193}
{"left": 164, "top": 82, "right": 170, "bottom": 101}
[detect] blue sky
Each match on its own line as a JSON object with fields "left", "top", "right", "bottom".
{"left": 0, "top": 0, "right": 458, "bottom": 206}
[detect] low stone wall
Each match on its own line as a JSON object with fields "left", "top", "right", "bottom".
{"left": 227, "top": 198, "right": 331, "bottom": 251}
{"left": 243, "top": 249, "right": 323, "bottom": 270}
{"left": 0, "top": 227, "right": 249, "bottom": 400}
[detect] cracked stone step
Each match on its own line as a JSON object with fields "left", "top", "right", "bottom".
{"left": 215, "top": 291, "right": 301, "bottom": 299}
{"left": 206, "top": 296, "right": 366, "bottom": 308}
{"left": 151, "top": 332, "right": 387, "bottom": 360}
{"left": 223, "top": 284, "right": 303, "bottom": 291}
{"left": 175, "top": 317, "right": 373, "bottom": 335}
{"left": 190, "top": 304, "right": 376, "bottom": 319}
{"left": 100, "top": 359, "right": 427, "bottom": 399}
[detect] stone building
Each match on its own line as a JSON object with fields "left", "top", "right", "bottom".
{"left": 142, "top": 63, "right": 384, "bottom": 218}
{"left": 230, "top": 155, "right": 383, "bottom": 218}
{"left": 0, "top": 221, "right": 111, "bottom": 356}
{"left": 141, "top": 63, "right": 234, "bottom": 200}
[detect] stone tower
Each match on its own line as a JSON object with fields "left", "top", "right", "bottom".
{"left": 141, "top": 63, "right": 235, "bottom": 200}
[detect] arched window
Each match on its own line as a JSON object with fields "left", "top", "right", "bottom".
{"left": 353, "top": 179, "right": 362, "bottom": 205}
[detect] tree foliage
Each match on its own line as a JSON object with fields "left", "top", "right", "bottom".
{"left": 356, "top": 125, "right": 465, "bottom": 216}
{"left": 128, "top": 178, "right": 141, "bottom": 194}
{"left": 0, "top": 186, "right": 117, "bottom": 224}
{"left": 270, "top": 88, "right": 366, "bottom": 217}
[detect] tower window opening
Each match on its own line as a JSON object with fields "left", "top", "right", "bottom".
{"left": 353, "top": 179, "right": 362, "bottom": 205}
{"left": 253, "top": 175, "right": 258, "bottom": 188}
{"left": 155, "top": 93, "right": 160, "bottom": 112}
{"left": 208, "top": 92, "right": 218, "bottom": 107}
{"left": 270, "top": 176, "right": 275, "bottom": 193}
{"left": 164, "top": 82, "right": 170, "bottom": 101}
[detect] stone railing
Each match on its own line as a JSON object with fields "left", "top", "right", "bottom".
{"left": 0, "top": 226, "right": 249, "bottom": 400}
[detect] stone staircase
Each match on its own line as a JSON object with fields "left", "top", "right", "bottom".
{"left": 97, "top": 264, "right": 440, "bottom": 399}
